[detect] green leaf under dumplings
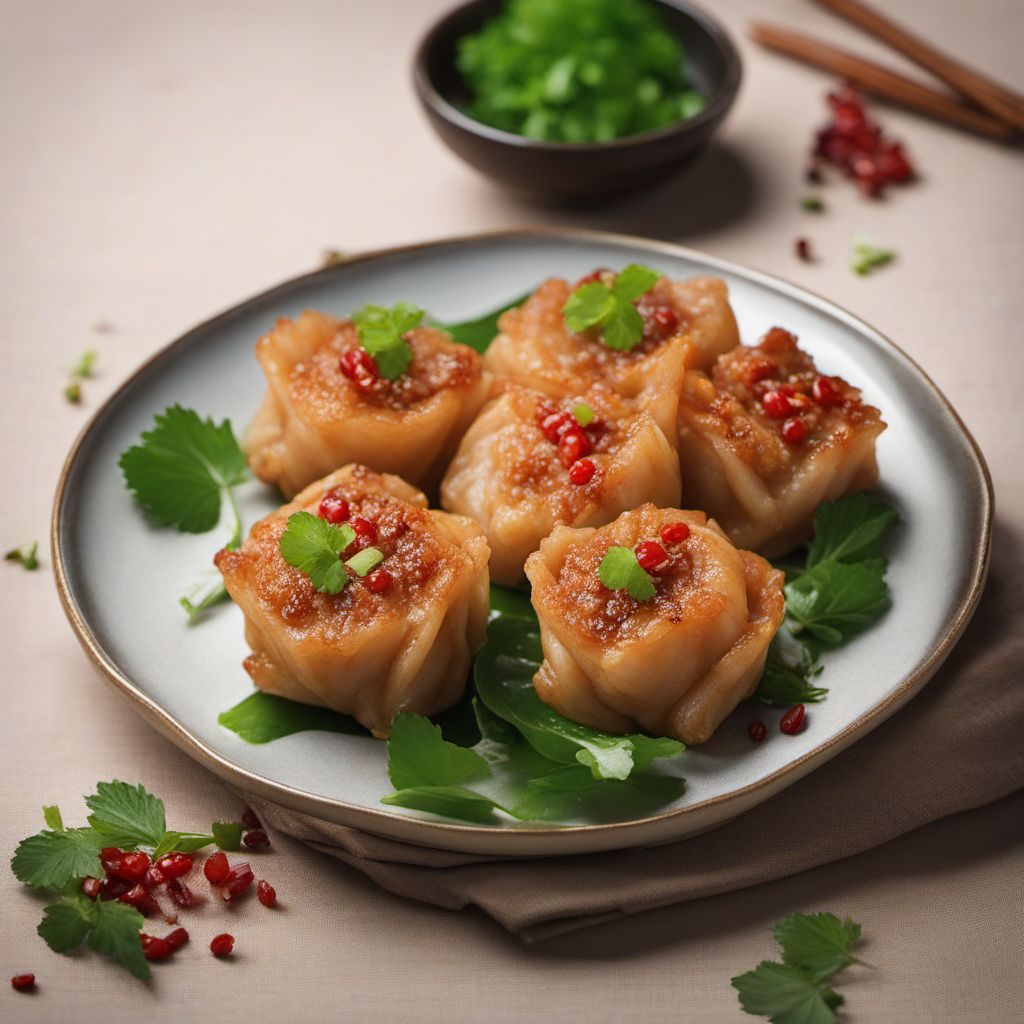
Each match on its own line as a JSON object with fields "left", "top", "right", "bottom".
{"left": 218, "top": 692, "right": 368, "bottom": 743}
{"left": 437, "top": 293, "right": 532, "bottom": 353}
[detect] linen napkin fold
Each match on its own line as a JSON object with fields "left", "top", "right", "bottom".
{"left": 250, "top": 526, "right": 1024, "bottom": 943}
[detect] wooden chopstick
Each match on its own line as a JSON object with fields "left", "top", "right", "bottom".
{"left": 812, "top": 0, "right": 1024, "bottom": 130}
{"left": 749, "top": 23, "right": 1017, "bottom": 142}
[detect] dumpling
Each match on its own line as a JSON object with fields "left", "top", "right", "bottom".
{"left": 677, "top": 326, "right": 886, "bottom": 556}
{"left": 482, "top": 272, "right": 739, "bottom": 399}
{"left": 244, "top": 311, "right": 491, "bottom": 497}
{"left": 441, "top": 383, "right": 682, "bottom": 586}
{"left": 525, "top": 504, "right": 785, "bottom": 745}
{"left": 215, "top": 464, "right": 489, "bottom": 738}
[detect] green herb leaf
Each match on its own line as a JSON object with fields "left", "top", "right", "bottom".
{"left": 487, "top": 583, "right": 537, "bottom": 623}
{"left": 345, "top": 546, "right": 384, "bottom": 577}
{"left": 151, "top": 831, "right": 216, "bottom": 859}
{"left": 84, "top": 781, "right": 166, "bottom": 849}
{"left": 785, "top": 560, "right": 890, "bottom": 646}
{"left": 180, "top": 573, "right": 231, "bottom": 622}
{"left": 64, "top": 382, "right": 82, "bottom": 404}
{"left": 386, "top": 712, "right": 492, "bottom": 791}
{"left": 70, "top": 349, "right": 97, "bottom": 379}
{"left": 611, "top": 263, "right": 660, "bottom": 303}
{"left": 5, "top": 541, "right": 39, "bottom": 570}
{"left": 11, "top": 829, "right": 103, "bottom": 889}
{"left": 732, "top": 961, "right": 842, "bottom": 1024}
{"left": 851, "top": 238, "right": 896, "bottom": 276}
{"left": 805, "top": 495, "right": 899, "bottom": 568}
{"left": 87, "top": 899, "right": 148, "bottom": 980}
{"left": 563, "top": 281, "right": 616, "bottom": 332}
{"left": 563, "top": 264, "right": 660, "bottom": 352}
{"left": 118, "top": 405, "right": 248, "bottom": 534}
{"left": 756, "top": 636, "right": 828, "bottom": 707}
{"left": 598, "top": 546, "right": 656, "bottom": 601}
{"left": 774, "top": 912, "right": 863, "bottom": 978}
{"left": 279, "top": 511, "right": 355, "bottom": 594}
{"left": 218, "top": 691, "right": 367, "bottom": 744}
{"left": 211, "top": 821, "right": 243, "bottom": 851}
{"left": 353, "top": 302, "right": 423, "bottom": 379}
{"left": 37, "top": 894, "right": 97, "bottom": 953}
{"left": 381, "top": 786, "right": 504, "bottom": 824}
{"left": 437, "top": 292, "right": 531, "bottom": 353}
{"left": 801, "top": 196, "right": 825, "bottom": 213}
{"left": 572, "top": 402, "right": 594, "bottom": 426}
{"left": 42, "top": 805, "right": 64, "bottom": 831}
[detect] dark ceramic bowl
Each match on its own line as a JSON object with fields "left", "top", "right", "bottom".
{"left": 413, "top": 0, "right": 742, "bottom": 200}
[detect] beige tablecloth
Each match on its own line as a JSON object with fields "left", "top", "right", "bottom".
{"left": 2, "top": 1, "right": 1022, "bottom": 1021}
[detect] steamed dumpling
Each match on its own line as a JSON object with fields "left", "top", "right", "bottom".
{"left": 677, "top": 326, "right": 886, "bottom": 556}
{"left": 244, "top": 311, "right": 491, "bottom": 497}
{"left": 441, "top": 384, "right": 682, "bottom": 585}
{"left": 215, "top": 464, "right": 489, "bottom": 738}
{"left": 525, "top": 505, "right": 785, "bottom": 745}
{"left": 482, "top": 273, "right": 739, "bottom": 399}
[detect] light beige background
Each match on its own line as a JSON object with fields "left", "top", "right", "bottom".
{"left": 2, "top": 0, "right": 1021, "bottom": 1020}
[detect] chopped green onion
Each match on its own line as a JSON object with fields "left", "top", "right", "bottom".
{"left": 801, "top": 196, "right": 825, "bottom": 212}
{"left": 572, "top": 402, "right": 594, "bottom": 426}
{"left": 345, "top": 547, "right": 384, "bottom": 577}
{"left": 850, "top": 238, "right": 896, "bottom": 276}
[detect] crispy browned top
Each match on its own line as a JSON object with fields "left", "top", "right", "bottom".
{"left": 215, "top": 475, "right": 454, "bottom": 631}
{"left": 288, "top": 318, "right": 483, "bottom": 413}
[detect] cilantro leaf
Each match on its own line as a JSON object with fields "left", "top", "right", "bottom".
{"left": 38, "top": 894, "right": 97, "bottom": 953}
{"left": 381, "top": 786, "right": 504, "bottom": 824}
{"left": 732, "top": 961, "right": 842, "bottom": 1024}
{"left": 562, "top": 265, "right": 660, "bottom": 351}
{"left": 88, "top": 899, "right": 148, "bottom": 980}
{"left": 756, "top": 636, "right": 828, "bottom": 707}
{"left": 11, "top": 829, "right": 103, "bottom": 889}
{"left": 774, "top": 912, "right": 863, "bottom": 978}
{"left": 785, "top": 561, "right": 890, "bottom": 646}
{"left": 345, "top": 546, "right": 384, "bottom": 577}
{"left": 279, "top": 511, "right": 355, "bottom": 594}
{"left": 806, "top": 495, "right": 899, "bottom": 568}
{"left": 563, "top": 282, "right": 616, "bottom": 332}
{"left": 386, "top": 712, "right": 492, "bottom": 791}
{"left": 612, "top": 263, "right": 660, "bottom": 302}
{"left": 85, "top": 781, "right": 166, "bottom": 848}
{"left": 600, "top": 302, "right": 646, "bottom": 351}
{"left": 598, "top": 546, "right": 656, "bottom": 601}
{"left": 353, "top": 302, "right": 423, "bottom": 379}
{"left": 5, "top": 540, "right": 39, "bottom": 570}
{"left": 118, "top": 405, "right": 248, "bottom": 534}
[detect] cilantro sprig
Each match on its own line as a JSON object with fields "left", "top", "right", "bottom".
{"left": 5, "top": 540, "right": 39, "bottom": 571}
{"left": 732, "top": 912, "right": 866, "bottom": 1023}
{"left": 11, "top": 782, "right": 216, "bottom": 980}
{"left": 598, "top": 546, "right": 656, "bottom": 601}
{"left": 119, "top": 405, "right": 249, "bottom": 621}
{"left": 563, "top": 264, "right": 660, "bottom": 351}
{"left": 353, "top": 302, "right": 424, "bottom": 380}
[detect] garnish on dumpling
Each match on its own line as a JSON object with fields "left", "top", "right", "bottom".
{"left": 215, "top": 464, "right": 490, "bottom": 738}
{"left": 482, "top": 267, "right": 739, "bottom": 399}
{"left": 525, "top": 504, "right": 785, "bottom": 745}
{"left": 677, "top": 326, "right": 886, "bottom": 556}
{"left": 244, "top": 307, "right": 491, "bottom": 497}
{"left": 441, "top": 383, "right": 682, "bottom": 586}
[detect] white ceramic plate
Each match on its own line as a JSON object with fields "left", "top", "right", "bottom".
{"left": 53, "top": 229, "right": 991, "bottom": 857}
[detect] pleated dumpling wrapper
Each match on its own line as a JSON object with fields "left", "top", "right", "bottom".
{"left": 677, "top": 326, "right": 886, "bottom": 557}
{"left": 525, "top": 505, "right": 785, "bottom": 746}
{"left": 441, "top": 382, "right": 682, "bottom": 586}
{"left": 244, "top": 311, "right": 491, "bottom": 498}
{"left": 215, "top": 464, "right": 490, "bottom": 738}
{"left": 483, "top": 272, "right": 739, "bottom": 400}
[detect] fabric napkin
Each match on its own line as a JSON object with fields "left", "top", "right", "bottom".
{"left": 250, "top": 525, "right": 1024, "bottom": 943}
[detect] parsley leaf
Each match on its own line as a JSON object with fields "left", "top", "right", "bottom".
{"left": 353, "top": 302, "right": 423, "bottom": 379}
{"left": 387, "top": 712, "right": 492, "bottom": 791}
{"left": 11, "top": 829, "right": 103, "bottom": 889}
{"left": 118, "top": 405, "right": 248, "bottom": 534}
{"left": 563, "top": 264, "right": 660, "bottom": 351}
{"left": 5, "top": 541, "right": 39, "bottom": 570}
{"left": 785, "top": 561, "right": 890, "bottom": 646}
{"left": 85, "top": 781, "right": 166, "bottom": 848}
{"left": 598, "top": 546, "right": 656, "bottom": 601}
{"left": 732, "top": 961, "right": 843, "bottom": 1024}
{"left": 88, "top": 899, "right": 149, "bottom": 980}
{"left": 279, "top": 511, "right": 355, "bottom": 594}
{"left": 774, "top": 912, "right": 863, "bottom": 977}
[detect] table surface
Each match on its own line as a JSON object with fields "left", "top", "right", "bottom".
{"left": 2, "top": 0, "right": 1021, "bottom": 1020}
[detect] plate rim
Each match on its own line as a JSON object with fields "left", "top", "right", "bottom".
{"left": 50, "top": 226, "right": 994, "bottom": 852}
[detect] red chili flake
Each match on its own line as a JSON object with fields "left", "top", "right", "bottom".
{"left": 339, "top": 347, "right": 379, "bottom": 385}
{"left": 796, "top": 237, "right": 812, "bottom": 262}
{"left": 203, "top": 851, "right": 231, "bottom": 885}
{"left": 812, "top": 375, "right": 843, "bottom": 408}
{"left": 761, "top": 390, "right": 794, "bottom": 419}
{"left": 780, "top": 704, "right": 807, "bottom": 735}
{"left": 748, "top": 721, "right": 768, "bottom": 743}
{"left": 366, "top": 568, "right": 393, "bottom": 593}
{"left": 210, "top": 933, "right": 235, "bottom": 958}
{"left": 11, "top": 974, "right": 35, "bottom": 992}
{"left": 156, "top": 853, "right": 193, "bottom": 879}
{"left": 318, "top": 490, "right": 350, "bottom": 524}
{"left": 350, "top": 516, "right": 378, "bottom": 547}
{"left": 746, "top": 358, "right": 776, "bottom": 386}
{"left": 568, "top": 458, "right": 596, "bottom": 486}
{"left": 242, "top": 829, "right": 270, "bottom": 851}
{"left": 781, "top": 417, "right": 808, "bottom": 445}
{"left": 141, "top": 934, "right": 174, "bottom": 962}
{"left": 649, "top": 306, "right": 678, "bottom": 334}
{"left": 660, "top": 521, "right": 691, "bottom": 545}
{"left": 635, "top": 540, "right": 670, "bottom": 573}
{"left": 81, "top": 876, "right": 103, "bottom": 899}
{"left": 540, "top": 410, "right": 573, "bottom": 444}
{"left": 165, "top": 927, "right": 190, "bottom": 951}
{"left": 241, "top": 806, "right": 262, "bottom": 831}
{"left": 558, "top": 426, "right": 593, "bottom": 467}
{"left": 257, "top": 880, "right": 277, "bottom": 908}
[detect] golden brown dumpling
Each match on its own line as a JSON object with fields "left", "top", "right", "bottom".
{"left": 244, "top": 311, "right": 491, "bottom": 497}
{"left": 525, "top": 505, "right": 785, "bottom": 745}
{"left": 677, "top": 326, "right": 886, "bottom": 556}
{"left": 482, "top": 273, "right": 739, "bottom": 399}
{"left": 441, "top": 384, "right": 681, "bottom": 586}
{"left": 215, "top": 464, "right": 489, "bottom": 738}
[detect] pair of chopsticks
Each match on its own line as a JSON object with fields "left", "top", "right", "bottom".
{"left": 750, "top": 0, "right": 1024, "bottom": 142}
